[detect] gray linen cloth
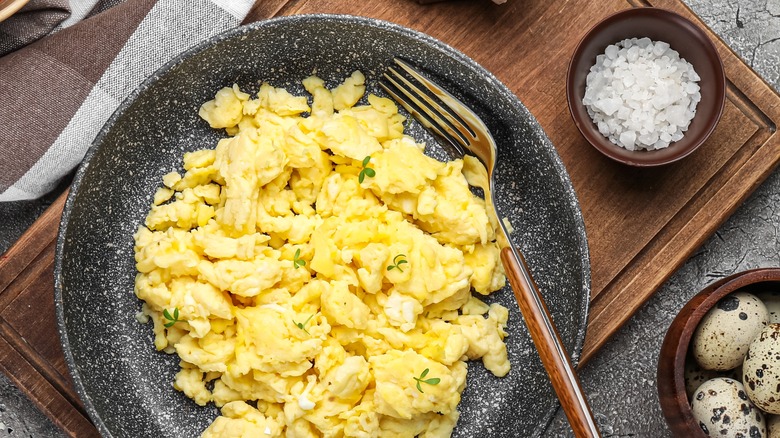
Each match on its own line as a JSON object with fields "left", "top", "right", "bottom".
{"left": 0, "top": 0, "right": 254, "bottom": 201}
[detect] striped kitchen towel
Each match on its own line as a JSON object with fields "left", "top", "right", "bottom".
{"left": 0, "top": 0, "right": 255, "bottom": 201}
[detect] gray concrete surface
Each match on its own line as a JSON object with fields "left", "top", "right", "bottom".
{"left": 0, "top": 0, "right": 779, "bottom": 437}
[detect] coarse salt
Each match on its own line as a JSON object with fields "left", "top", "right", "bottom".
{"left": 582, "top": 37, "right": 701, "bottom": 151}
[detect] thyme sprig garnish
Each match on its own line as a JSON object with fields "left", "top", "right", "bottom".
{"left": 413, "top": 368, "right": 441, "bottom": 393}
{"left": 293, "top": 248, "right": 306, "bottom": 269}
{"left": 163, "top": 307, "right": 180, "bottom": 328}
{"left": 386, "top": 254, "right": 408, "bottom": 273}
{"left": 293, "top": 314, "right": 315, "bottom": 334}
{"left": 358, "top": 156, "right": 376, "bottom": 183}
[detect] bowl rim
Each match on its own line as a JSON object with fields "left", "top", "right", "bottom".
{"left": 565, "top": 6, "right": 726, "bottom": 167}
{"left": 657, "top": 267, "right": 780, "bottom": 437}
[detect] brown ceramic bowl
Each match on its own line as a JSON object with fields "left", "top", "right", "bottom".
{"left": 657, "top": 268, "right": 780, "bottom": 437}
{"left": 566, "top": 7, "right": 726, "bottom": 167}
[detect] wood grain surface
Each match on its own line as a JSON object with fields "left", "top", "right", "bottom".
{"left": 2, "top": 0, "right": 780, "bottom": 436}
{"left": 0, "top": 0, "right": 30, "bottom": 22}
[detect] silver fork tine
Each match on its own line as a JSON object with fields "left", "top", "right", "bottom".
{"left": 383, "top": 58, "right": 496, "bottom": 169}
{"left": 381, "top": 64, "right": 473, "bottom": 149}
{"left": 379, "top": 75, "right": 465, "bottom": 152}
{"left": 392, "top": 58, "right": 486, "bottom": 137}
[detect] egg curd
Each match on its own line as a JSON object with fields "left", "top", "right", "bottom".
{"left": 133, "top": 71, "right": 510, "bottom": 438}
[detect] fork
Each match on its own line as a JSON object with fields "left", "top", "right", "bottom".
{"left": 381, "top": 58, "right": 601, "bottom": 438}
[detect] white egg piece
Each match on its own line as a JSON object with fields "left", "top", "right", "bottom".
{"left": 692, "top": 292, "right": 769, "bottom": 370}
{"left": 743, "top": 323, "right": 780, "bottom": 414}
{"left": 756, "top": 291, "right": 780, "bottom": 323}
{"left": 691, "top": 377, "right": 766, "bottom": 437}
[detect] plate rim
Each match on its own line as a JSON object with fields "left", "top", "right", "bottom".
{"left": 54, "top": 13, "right": 592, "bottom": 438}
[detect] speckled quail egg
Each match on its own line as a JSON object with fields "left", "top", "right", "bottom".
{"left": 693, "top": 292, "right": 769, "bottom": 370}
{"left": 756, "top": 291, "right": 780, "bottom": 324}
{"left": 686, "top": 358, "right": 723, "bottom": 400}
{"left": 743, "top": 323, "right": 780, "bottom": 415}
{"left": 685, "top": 358, "right": 743, "bottom": 400}
{"left": 768, "top": 415, "right": 780, "bottom": 438}
{"left": 691, "top": 377, "right": 767, "bottom": 437}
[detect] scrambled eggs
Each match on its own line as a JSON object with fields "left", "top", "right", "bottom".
{"left": 133, "top": 71, "right": 510, "bottom": 438}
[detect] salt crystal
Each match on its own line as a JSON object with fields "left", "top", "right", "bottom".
{"left": 653, "top": 41, "right": 670, "bottom": 54}
{"left": 626, "top": 46, "right": 640, "bottom": 62}
{"left": 636, "top": 37, "right": 652, "bottom": 48}
{"left": 595, "top": 98, "right": 621, "bottom": 116}
{"left": 605, "top": 44, "right": 619, "bottom": 59}
{"left": 685, "top": 82, "right": 699, "bottom": 94}
{"left": 639, "top": 131, "right": 660, "bottom": 145}
{"left": 620, "top": 131, "right": 637, "bottom": 150}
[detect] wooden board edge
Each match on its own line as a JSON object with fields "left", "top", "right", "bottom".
{"left": 0, "top": 332, "right": 98, "bottom": 437}
{"left": 0, "top": 281, "right": 84, "bottom": 409}
{"left": 244, "top": 0, "right": 302, "bottom": 23}
{"left": 0, "top": 190, "right": 67, "bottom": 293}
{"left": 580, "top": 129, "right": 780, "bottom": 364}
{"left": 0, "top": 191, "right": 83, "bottom": 434}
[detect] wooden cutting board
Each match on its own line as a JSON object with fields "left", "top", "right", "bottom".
{"left": 2, "top": 0, "right": 780, "bottom": 436}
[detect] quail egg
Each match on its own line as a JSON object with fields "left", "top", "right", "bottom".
{"left": 685, "top": 358, "right": 722, "bottom": 400}
{"left": 768, "top": 415, "right": 779, "bottom": 438}
{"left": 692, "top": 292, "right": 769, "bottom": 370}
{"left": 691, "top": 377, "right": 767, "bottom": 437}
{"left": 685, "top": 358, "right": 743, "bottom": 400}
{"left": 756, "top": 291, "right": 780, "bottom": 323}
{"left": 743, "top": 323, "right": 780, "bottom": 415}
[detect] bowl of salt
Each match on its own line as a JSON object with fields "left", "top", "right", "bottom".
{"left": 566, "top": 7, "right": 725, "bottom": 167}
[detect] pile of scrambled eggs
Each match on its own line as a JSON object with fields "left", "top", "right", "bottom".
{"left": 133, "top": 71, "right": 510, "bottom": 438}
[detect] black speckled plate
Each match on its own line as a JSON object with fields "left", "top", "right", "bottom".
{"left": 54, "top": 14, "right": 590, "bottom": 438}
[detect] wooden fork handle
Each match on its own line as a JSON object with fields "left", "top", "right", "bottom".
{"left": 500, "top": 247, "right": 601, "bottom": 438}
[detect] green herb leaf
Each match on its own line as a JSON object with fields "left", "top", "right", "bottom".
{"left": 413, "top": 368, "right": 440, "bottom": 393}
{"left": 293, "top": 248, "right": 306, "bottom": 269}
{"left": 387, "top": 254, "right": 408, "bottom": 273}
{"left": 163, "top": 307, "right": 180, "bottom": 328}
{"left": 358, "top": 156, "right": 375, "bottom": 184}
{"left": 293, "top": 314, "right": 314, "bottom": 335}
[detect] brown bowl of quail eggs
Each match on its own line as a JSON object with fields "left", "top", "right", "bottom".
{"left": 657, "top": 268, "right": 780, "bottom": 437}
